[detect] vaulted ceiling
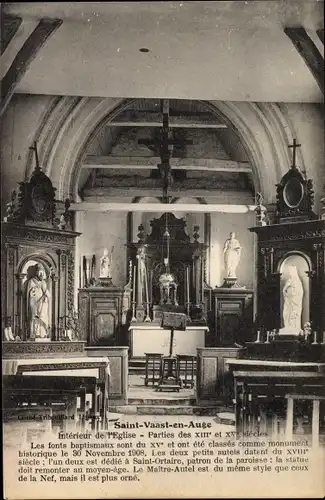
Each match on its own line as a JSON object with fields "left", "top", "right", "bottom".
{"left": 2, "top": 1, "right": 324, "bottom": 103}
{"left": 79, "top": 98, "right": 253, "bottom": 200}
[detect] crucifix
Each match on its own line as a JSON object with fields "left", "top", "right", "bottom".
{"left": 138, "top": 99, "right": 192, "bottom": 202}
{"left": 29, "top": 141, "right": 41, "bottom": 172}
{"left": 288, "top": 138, "right": 301, "bottom": 168}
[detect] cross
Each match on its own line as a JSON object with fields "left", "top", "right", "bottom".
{"left": 288, "top": 138, "right": 301, "bottom": 168}
{"left": 138, "top": 99, "right": 192, "bottom": 201}
{"left": 29, "top": 141, "right": 41, "bottom": 172}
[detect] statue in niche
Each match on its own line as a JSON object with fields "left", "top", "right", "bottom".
{"left": 223, "top": 232, "right": 242, "bottom": 278}
{"left": 26, "top": 263, "right": 51, "bottom": 340}
{"left": 100, "top": 247, "right": 114, "bottom": 279}
{"left": 282, "top": 265, "right": 304, "bottom": 333}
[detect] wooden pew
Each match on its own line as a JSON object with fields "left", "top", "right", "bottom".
{"left": 3, "top": 375, "right": 101, "bottom": 431}
{"left": 231, "top": 369, "right": 325, "bottom": 438}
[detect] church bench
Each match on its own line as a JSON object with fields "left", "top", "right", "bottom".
{"left": 230, "top": 368, "right": 325, "bottom": 437}
{"left": 2, "top": 374, "right": 107, "bottom": 430}
{"left": 285, "top": 394, "right": 325, "bottom": 447}
{"left": 3, "top": 375, "right": 89, "bottom": 430}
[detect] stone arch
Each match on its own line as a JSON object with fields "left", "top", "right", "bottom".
{"left": 24, "top": 97, "right": 300, "bottom": 204}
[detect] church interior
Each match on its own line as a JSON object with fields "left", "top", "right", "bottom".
{"left": 1, "top": 1, "right": 325, "bottom": 443}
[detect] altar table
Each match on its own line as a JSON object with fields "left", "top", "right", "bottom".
{"left": 128, "top": 324, "right": 208, "bottom": 358}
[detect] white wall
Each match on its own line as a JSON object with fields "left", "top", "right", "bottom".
{"left": 210, "top": 211, "right": 256, "bottom": 289}
{"left": 279, "top": 103, "right": 324, "bottom": 212}
{"left": 77, "top": 211, "right": 128, "bottom": 288}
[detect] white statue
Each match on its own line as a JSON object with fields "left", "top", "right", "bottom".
{"left": 223, "top": 232, "right": 242, "bottom": 278}
{"left": 100, "top": 247, "right": 114, "bottom": 278}
{"left": 136, "top": 246, "right": 148, "bottom": 305}
{"left": 26, "top": 264, "right": 51, "bottom": 340}
{"left": 282, "top": 265, "right": 304, "bottom": 333}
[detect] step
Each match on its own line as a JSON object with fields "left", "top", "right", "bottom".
{"left": 128, "top": 397, "right": 196, "bottom": 406}
{"left": 110, "top": 404, "right": 234, "bottom": 417}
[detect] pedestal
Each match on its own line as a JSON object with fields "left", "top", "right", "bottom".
{"left": 78, "top": 286, "right": 124, "bottom": 346}
{"left": 211, "top": 288, "right": 254, "bottom": 346}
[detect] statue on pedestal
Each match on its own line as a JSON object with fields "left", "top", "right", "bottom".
{"left": 100, "top": 247, "right": 114, "bottom": 279}
{"left": 221, "top": 232, "right": 243, "bottom": 288}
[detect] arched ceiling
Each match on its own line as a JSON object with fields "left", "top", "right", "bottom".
{"left": 79, "top": 98, "right": 254, "bottom": 201}
{"left": 2, "top": 1, "right": 324, "bottom": 103}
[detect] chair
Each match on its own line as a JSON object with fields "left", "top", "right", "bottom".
{"left": 144, "top": 353, "right": 163, "bottom": 386}
{"left": 176, "top": 355, "right": 196, "bottom": 389}
{"left": 157, "top": 355, "right": 182, "bottom": 392}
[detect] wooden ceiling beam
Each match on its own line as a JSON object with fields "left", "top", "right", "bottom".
{"left": 82, "top": 155, "right": 251, "bottom": 172}
{"left": 105, "top": 111, "right": 227, "bottom": 128}
{"left": 0, "top": 18, "right": 62, "bottom": 117}
{"left": 1, "top": 13, "right": 22, "bottom": 55}
{"left": 317, "top": 28, "right": 324, "bottom": 45}
{"left": 284, "top": 27, "right": 324, "bottom": 94}
{"left": 70, "top": 202, "right": 256, "bottom": 214}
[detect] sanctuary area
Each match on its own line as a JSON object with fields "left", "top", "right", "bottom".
{"left": 1, "top": 1, "right": 324, "bottom": 445}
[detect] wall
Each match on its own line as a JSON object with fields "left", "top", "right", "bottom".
{"left": 77, "top": 209, "right": 129, "bottom": 289}
{"left": 210, "top": 211, "right": 256, "bottom": 289}
{"left": 0, "top": 94, "right": 55, "bottom": 210}
{"left": 279, "top": 103, "right": 324, "bottom": 212}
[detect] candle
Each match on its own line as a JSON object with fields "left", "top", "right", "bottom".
{"left": 312, "top": 331, "right": 318, "bottom": 344}
{"left": 132, "top": 265, "right": 136, "bottom": 303}
{"left": 186, "top": 267, "right": 190, "bottom": 303}
{"left": 322, "top": 331, "right": 325, "bottom": 345}
{"left": 255, "top": 330, "right": 261, "bottom": 343}
{"left": 144, "top": 266, "right": 149, "bottom": 306}
{"left": 265, "top": 331, "right": 270, "bottom": 343}
{"left": 201, "top": 257, "right": 204, "bottom": 304}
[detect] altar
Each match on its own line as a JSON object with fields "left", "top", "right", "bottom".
{"left": 128, "top": 324, "right": 208, "bottom": 358}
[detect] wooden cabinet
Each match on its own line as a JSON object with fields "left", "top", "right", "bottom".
{"left": 78, "top": 287, "right": 125, "bottom": 346}
{"left": 196, "top": 347, "right": 244, "bottom": 404}
{"left": 210, "top": 289, "right": 254, "bottom": 346}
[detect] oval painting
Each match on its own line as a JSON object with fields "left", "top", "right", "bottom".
{"left": 283, "top": 178, "right": 304, "bottom": 208}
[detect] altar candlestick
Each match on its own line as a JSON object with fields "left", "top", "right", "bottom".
{"left": 132, "top": 265, "right": 136, "bottom": 303}
{"left": 201, "top": 257, "right": 204, "bottom": 304}
{"left": 144, "top": 266, "right": 149, "bottom": 305}
{"left": 144, "top": 267, "right": 151, "bottom": 322}
{"left": 131, "top": 265, "right": 136, "bottom": 322}
{"left": 265, "top": 331, "right": 270, "bottom": 344}
{"left": 322, "top": 331, "right": 325, "bottom": 345}
{"left": 186, "top": 267, "right": 190, "bottom": 304}
{"left": 79, "top": 258, "right": 82, "bottom": 289}
{"left": 312, "top": 331, "right": 318, "bottom": 345}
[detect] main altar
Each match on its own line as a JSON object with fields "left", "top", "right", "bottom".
{"left": 126, "top": 213, "right": 209, "bottom": 358}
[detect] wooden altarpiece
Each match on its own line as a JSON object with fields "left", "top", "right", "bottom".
{"left": 127, "top": 213, "right": 210, "bottom": 323}
{"left": 248, "top": 147, "right": 325, "bottom": 360}
{"left": 1, "top": 159, "right": 80, "bottom": 348}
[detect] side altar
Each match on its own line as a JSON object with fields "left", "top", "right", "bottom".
{"left": 127, "top": 213, "right": 210, "bottom": 357}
